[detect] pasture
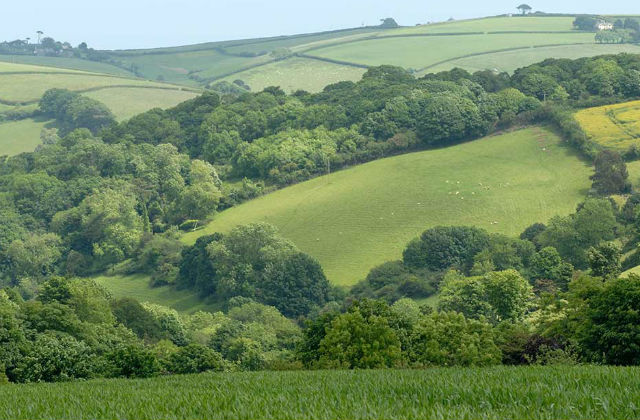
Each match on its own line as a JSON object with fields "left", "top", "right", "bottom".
{"left": 0, "top": 72, "right": 169, "bottom": 104}
{"left": 575, "top": 100, "right": 640, "bottom": 152}
{"left": 184, "top": 127, "right": 592, "bottom": 285}
{"left": 221, "top": 57, "right": 366, "bottom": 93}
{"left": 0, "top": 55, "right": 133, "bottom": 76}
{"left": 306, "top": 32, "right": 594, "bottom": 71}
{"left": 84, "top": 87, "right": 198, "bottom": 120}
{"left": 0, "top": 118, "right": 48, "bottom": 156}
{"left": 82, "top": 16, "right": 625, "bottom": 93}
{"left": 423, "top": 43, "right": 640, "bottom": 74}
{"left": 93, "top": 274, "right": 219, "bottom": 314}
{"left": 1, "top": 366, "right": 638, "bottom": 420}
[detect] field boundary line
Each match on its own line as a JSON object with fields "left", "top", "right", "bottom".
{"left": 0, "top": 84, "right": 201, "bottom": 106}
{"left": 416, "top": 42, "right": 594, "bottom": 72}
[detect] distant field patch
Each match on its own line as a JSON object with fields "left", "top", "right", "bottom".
{"left": 0, "top": 118, "right": 48, "bottom": 156}
{"left": 423, "top": 44, "right": 640, "bottom": 74}
{"left": 0, "top": 73, "right": 168, "bottom": 103}
{"left": 93, "top": 274, "right": 220, "bottom": 314}
{"left": 575, "top": 100, "right": 640, "bottom": 152}
{"left": 184, "top": 127, "right": 591, "bottom": 285}
{"left": 222, "top": 57, "right": 366, "bottom": 92}
{"left": 308, "top": 32, "right": 594, "bottom": 70}
{"left": 0, "top": 55, "right": 133, "bottom": 76}
{"left": 396, "top": 16, "right": 577, "bottom": 34}
{"left": 84, "top": 87, "right": 198, "bottom": 120}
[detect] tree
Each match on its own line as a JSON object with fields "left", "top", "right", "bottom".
{"left": 260, "top": 252, "right": 330, "bottom": 317}
{"left": 579, "top": 275, "right": 640, "bottom": 364}
{"left": 530, "top": 247, "right": 574, "bottom": 291}
{"left": 588, "top": 242, "right": 621, "bottom": 279}
{"left": 6, "top": 233, "right": 63, "bottom": 281}
{"left": 318, "top": 303, "right": 402, "bottom": 369}
{"left": 517, "top": 4, "right": 532, "bottom": 14}
{"left": 403, "top": 226, "right": 490, "bottom": 272}
{"left": 379, "top": 18, "right": 399, "bottom": 28}
{"left": 590, "top": 150, "right": 630, "bottom": 195}
{"left": 438, "top": 270, "right": 533, "bottom": 324}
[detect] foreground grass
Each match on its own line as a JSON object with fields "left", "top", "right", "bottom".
{"left": 184, "top": 127, "right": 591, "bottom": 285}
{"left": 1, "top": 366, "right": 638, "bottom": 420}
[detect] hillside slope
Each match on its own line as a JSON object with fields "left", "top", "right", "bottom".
{"left": 183, "top": 127, "right": 592, "bottom": 285}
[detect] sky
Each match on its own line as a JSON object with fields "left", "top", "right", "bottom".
{"left": 1, "top": 0, "right": 638, "bottom": 50}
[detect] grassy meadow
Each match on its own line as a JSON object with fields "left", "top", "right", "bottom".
{"left": 575, "top": 100, "right": 640, "bottom": 152}
{"left": 0, "top": 118, "right": 48, "bottom": 156}
{"left": 84, "top": 87, "right": 198, "bottom": 120}
{"left": 58, "top": 16, "right": 627, "bottom": 93}
{"left": 1, "top": 366, "right": 638, "bottom": 420}
{"left": 423, "top": 43, "right": 640, "bottom": 74}
{"left": 0, "top": 73, "right": 170, "bottom": 104}
{"left": 93, "top": 274, "right": 220, "bottom": 314}
{"left": 0, "top": 55, "right": 134, "bottom": 76}
{"left": 220, "top": 57, "right": 366, "bottom": 92}
{"left": 306, "top": 32, "right": 594, "bottom": 71}
{"left": 184, "top": 127, "right": 592, "bottom": 285}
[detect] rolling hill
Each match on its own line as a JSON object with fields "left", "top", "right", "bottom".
{"left": 4, "top": 15, "right": 630, "bottom": 95}
{"left": 94, "top": 15, "right": 635, "bottom": 93}
{"left": 181, "top": 126, "right": 592, "bottom": 285}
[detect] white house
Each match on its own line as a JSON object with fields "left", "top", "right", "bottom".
{"left": 597, "top": 21, "right": 614, "bottom": 31}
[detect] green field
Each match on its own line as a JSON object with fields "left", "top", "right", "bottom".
{"left": 93, "top": 274, "right": 219, "bottom": 314}
{"left": 84, "top": 87, "right": 198, "bottom": 120}
{"left": 1, "top": 366, "right": 638, "bottom": 419}
{"left": 423, "top": 43, "right": 640, "bottom": 74}
{"left": 0, "top": 73, "right": 171, "bottom": 104}
{"left": 307, "top": 32, "right": 593, "bottom": 71}
{"left": 396, "top": 16, "right": 578, "bottom": 34}
{"left": 0, "top": 118, "right": 48, "bottom": 156}
{"left": 70, "top": 16, "right": 627, "bottom": 93}
{"left": 222, "top": 57, "right": 366, "bottom": 92}
{"left": 0, "top": 55, "right": 134, "bottom": 76}
{"left": 184, "top": 127, "right": 592, "bottom": 285}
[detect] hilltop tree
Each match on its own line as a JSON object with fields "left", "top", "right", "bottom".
{"left": 380, "top": 18, "right": 399, "bottom": 28}
{"left": 517, "top": 4, "right": 532, "bottom": 15}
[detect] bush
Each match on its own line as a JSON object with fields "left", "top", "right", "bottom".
{"left": 408, "top": 311, "right": 501, "bottom": 367}
{"left": 107, "top": 345, "right": 160, "bottom": 378}
{"left": 167, "top": 344, "right": 225, "bottom": 374}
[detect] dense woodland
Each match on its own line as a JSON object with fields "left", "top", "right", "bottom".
{"left": 2, "top": 53, "right": 640, "bottom": 382}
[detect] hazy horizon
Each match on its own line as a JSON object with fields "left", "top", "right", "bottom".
{"left": 1, "top": 0, "right": 638, "bottom": 50}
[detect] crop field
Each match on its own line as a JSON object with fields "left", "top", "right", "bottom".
{"left": 0, "top": 118, "right": 48, "bottom": 156}
{"left": 84, "top": 87, "right": 198, "bottom": 120}
{"left": 221, "top": 57, "right": 366, "bottom": 92}
{"left": 575, "top": 100, "right": 640, "bottom": 152}
{"left": 93, "top": 274, "right": 220, "bottom": 314}
{"left": 183, "top": 127, "right": 591, "bottom": 285}
{"left": 306, "top": 32, "right": 594, "bottom": 71}
{"left": 423, "top": 43, "right": 640, "bottom": 74}
{"left": 1, "top": 366, "right": 638, "bottom": 420}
